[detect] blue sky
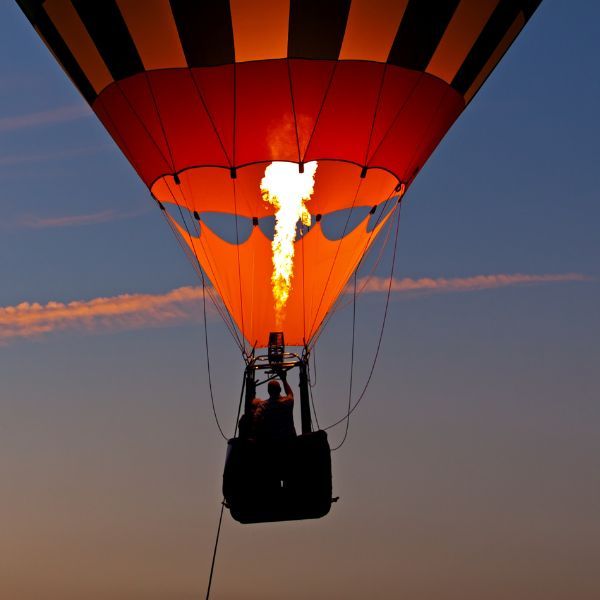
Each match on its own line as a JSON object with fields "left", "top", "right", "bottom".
{"left": 1, "top": 1, "right": 599, "bottom": 599}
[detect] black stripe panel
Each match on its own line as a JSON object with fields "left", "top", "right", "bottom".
{"left": 522, "top": 0, "right": 543, "bottom": 20}
{"left": 15, "top": 0, "right": 96, "bottom": 103}
{"left": 15, "top": 0, "right": 44, "bottom": 24}
{"left": 169, "top": 0, "right": 234, "bottom": 67}
{"left": 72, "top": 0, "right": 144, "bottom": 81}
{"left": 288, "top": 0, "right": 351, "bottom": 60}
{"left": 388, "top": 0, "right": 460, "bottom": 71}
{"left": 452, "top": 0, "right": 529, "bottom": 94}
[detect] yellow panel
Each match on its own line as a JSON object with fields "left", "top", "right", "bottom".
{"left": 44, "top": 0, "right": 112, "bottom": 93}
{"left": 464, "top": 12, "right": 525, "bottom": 103}
{"left": 230, "top": 0, "right": 289, "bottom": 62}
{"left": 339, "top": 0, "right": 408, "bottom": 62}
{"left": 116, "top": 0, "right": 187, "bottom": 70}
{"left": 426, "top": 0, "right": 500, "bottom": 84}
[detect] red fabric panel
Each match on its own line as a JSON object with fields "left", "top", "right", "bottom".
{"left": 404, "top": 87, "right": 464, "bottom": 183}
{"left": 93, "top": 100, "right": 139, "bottom": 178}
{"left": 234, "top": 60, "right": 298, "bottom": 165}
{"left": 146, "top": 69, "right": 230, "bottom": 173}
{"left": 191, "top": 65, "right": 235, "bottom": 165}
{"left": 117, "top": 76, "right": 174, "bottom": 170}
{"left": 368, "top": 72, "right": 464, "bottom": 182}
{"left": 93, "top": 84, "right": 171, "bottom": 185}
{"left": 363, "top": 66, "right": 423, "bottom": 163}
{"left": 288, "top": 59, "right": 336, "bottom": 157}
{"left": 304, "top": 61, "right": 385, "bottom": 166}
{"left": 94, "top": 60, "right": 464, "bottom": 190}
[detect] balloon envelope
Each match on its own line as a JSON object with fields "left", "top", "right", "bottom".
{"left": 17, "top": 0, "right": 542, "bottom": 346}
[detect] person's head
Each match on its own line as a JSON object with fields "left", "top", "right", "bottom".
{"left": 267, "top": 379, "right": 281, "bottom": 399}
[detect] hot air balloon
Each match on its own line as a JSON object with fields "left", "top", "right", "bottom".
{"left": 16, "top": 0, "right": 542, "bottom": 523}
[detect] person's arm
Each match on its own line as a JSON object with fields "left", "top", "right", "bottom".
{"left": 244, "top": 376, "right": 257, "bottom": 416}
{"left": 248, "top": 377, "right": 256, "bottom": 399}
{"left": 278, "top": 369, "right": 293, "bottom": 399}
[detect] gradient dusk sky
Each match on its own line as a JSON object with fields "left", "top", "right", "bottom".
{"left": 1, "top": 2, "right": 599, "bottom": 599}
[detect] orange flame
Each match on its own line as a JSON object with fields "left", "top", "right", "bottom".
{"left": 261, "top": 161, "right": 318, "bottom": 325}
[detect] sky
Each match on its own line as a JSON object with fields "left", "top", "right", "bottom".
{"left": 1, "top": 1, "right": 599, "bottom": 599}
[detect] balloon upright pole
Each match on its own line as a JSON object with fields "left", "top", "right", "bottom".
{"left": 298, "top": 359, "right": 311, "bottom": 435}
{"left": 243, "top": 363, "right": 256, "bottom": 418}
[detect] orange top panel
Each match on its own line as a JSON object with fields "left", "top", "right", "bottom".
{"left": 426, "top": 0, "right": 500, "bottom": 84}
{"left": 44, "top": 0, "right": 113, "bottom": 93}
{"left": 116, "top": 0, "right": 187, "bottom": 70}
{"left": 230, "top": 0, "right": 290, "bottom": 62}
{"left": 339, "top": 0, "right": 408, "bottom": 62}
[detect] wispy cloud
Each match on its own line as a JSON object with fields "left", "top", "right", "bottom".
{"left": 0, "top": 273, "right": 589, "bottom": 345}
{"left": 357, "top": 273, "right": 591, "bottom": 294}
{"left": 0, "top": 287, "right": 206, "bottom": 344}
{"left": 0, "top": 104, "right": 90, "bottom": 133}
{"left": 13, "top": 208, "right": 148, "bottom": 230}
{"left": 0, "top": 143, "right": 109, "bottom": 167}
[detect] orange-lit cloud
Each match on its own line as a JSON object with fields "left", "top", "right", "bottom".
{"left": 357, "top": 273, "right": 590, "bottom": 294}
{"left": 17, "top": 210, "right": 120, "bottom": 229}
{"left": 0, "top": 287, "right": 206, "bottom": 344}
{"left": 0, "top": 143, "right": 108, "bottom": 167}
{"left": 0, "top": 104, "right": 90, "bottom": 132}
{"left": 0, "top": 274, "right": 589, "bottom": 345}
{"left": 13, "top": 208, "right": 148, "bottom": 229}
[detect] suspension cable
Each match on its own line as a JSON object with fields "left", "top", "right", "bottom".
{"left": 305, "top": 192, "right": 402, "bottom": 434}
{"left": 205, "top": 502, "right": 225, "bottom": 600}
{"left": 158, "top": 190, "right": 244, "bottom": 351}
{"left": 325, "top": 201, "right": 402, "bottom": 434}
{"left": 201, "top": 271, "right": 227, "bottom": 441}
{"left": 310, "top": 344, "right": 317, "bottom": 387}
{"left": 307, "top": 185, "right": 398, "bottom": 350}
{"left": 331, "top": 270, "right": 357, "bottom": 450}
{"left": 305, "top": 174, "right": 364, "bottom": 341}
{"left": 171, "top": 189, "right": 245, "bottom": 352}
{"left": 306, "top": 354, "right": 321, "bottom": 430}
{"left": 111, "top": 77, "right": 244, "bottom": 351}
{"left": 154, "top": 165, "right": 246, "bottom": 441}
{"left": 204, "top": 370, "right": 246, "bottom": 599}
